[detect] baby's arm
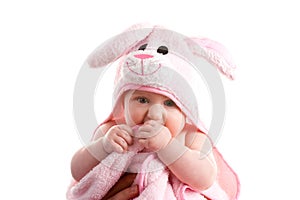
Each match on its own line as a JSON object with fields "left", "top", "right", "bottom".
{"left": 157, "top": 128, "right": 217, "bottom": 191}
{"left": 71, "top": 121, "right": 133, "bottom": 182}
{"left": 136, "top": 121, "right": 216, "bottom": 190}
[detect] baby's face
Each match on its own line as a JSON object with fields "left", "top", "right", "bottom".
{"left": 124, "top": 90, "right": 185, "bottom": 137}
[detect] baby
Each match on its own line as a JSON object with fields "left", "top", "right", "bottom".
{"left": 71, "top": 88, "right": 217, "bottom": 189}
{"left": 68, "top": 25, "right": 239, "bottom": 200}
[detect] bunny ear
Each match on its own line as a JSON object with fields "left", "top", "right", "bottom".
{"left": 187, "top": 37, "right": 236, "bottom": 80}
{"left": 87, "top": 24, "right": 154, "bottom": 68}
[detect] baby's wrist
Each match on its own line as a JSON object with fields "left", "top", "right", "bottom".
{"left": 157, "top": 138, "right": 188, "bottom": 166}
{"left": 87, "top": 138, "right": 109, "bottom": 161}
{"left": 101, "top": 137, "right": 113, "bottom": 154}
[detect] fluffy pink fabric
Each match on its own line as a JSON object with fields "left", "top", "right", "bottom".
{"left": 67, "top": 147, "right": 137, "bottom": 200}
{"left": 67, "top": 143, "right": 208, "bottom": 200}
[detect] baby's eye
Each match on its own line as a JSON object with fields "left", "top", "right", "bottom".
{"left": 164, "top": 99, "right": 175, "bottom": 107}
{"left": 136, "top": 97, "right": 149, "bottom": 104}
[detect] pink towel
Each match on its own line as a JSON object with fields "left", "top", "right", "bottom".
{"left": 67, "top": 143, "right": 207, "bottom": 200}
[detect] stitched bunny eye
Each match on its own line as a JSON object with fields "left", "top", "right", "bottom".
{"left": 157, "top": 46, "right": 168, "bottom": 55}
{"left": 138, "top": 44, "right": 147, "bottom": 51}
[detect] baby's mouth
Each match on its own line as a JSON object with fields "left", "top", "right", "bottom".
{"left": 131, "top": 124, "right": 142, "bottom": 137}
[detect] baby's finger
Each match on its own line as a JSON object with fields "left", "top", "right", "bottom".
{"left": 135, "top": 129, "right": 155, "bottom": 139}
{"left": 143, "top": 120, "right": 156, "bottom": 125}
{"left": 138, "top": 138, "right": 148, "bottom": 149}
{"left": 117, "top": 130, "right": 133, "bottom": 145}
{"left": 111, "top": 140, "right": 125, "bottom": 153}
{"left": 118, "top": 124, "right": 133, "bottom": 135}
{"left": 136, "top": 126, "right": 163, "bottom": 139}
{"left": 144, "top": 120, "right": 163, "bottom": 127}
{"left": 138, "top": 124, "right": 152, "bottom": 132}
{"left": 115, "top": 136, "right": 131, "bottom": 152}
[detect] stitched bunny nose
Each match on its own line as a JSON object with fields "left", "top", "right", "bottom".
{"left": 134, "top": 54, "right": 153, "bottom": 59}
{"left": 146, "top": 104, "right": 166, "bottom": 124}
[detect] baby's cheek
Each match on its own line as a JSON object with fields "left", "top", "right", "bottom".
{"left": 130, "top": 111, "right": 144, "bottom": 124}
{"left": 165, "top": 123, "right": 181, "bottom": 137}
{"left": 166, "top": 115, "right": 185, "bottom": 137}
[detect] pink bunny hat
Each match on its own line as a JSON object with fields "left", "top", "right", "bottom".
{"left": 88, "top": 24, "right": 235, "bottom": 132}
{"left": 88, "top": 24, "right": 240, "bottom": 199}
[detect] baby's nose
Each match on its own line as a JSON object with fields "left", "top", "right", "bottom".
{"left": 146, "top": 104, "right": 166, "bottom": 124}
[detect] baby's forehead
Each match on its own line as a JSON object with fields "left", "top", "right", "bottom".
{"left": 126, "top": 89, "right": 169, "bottom": 99}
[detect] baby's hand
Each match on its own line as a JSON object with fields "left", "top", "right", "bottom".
{"left": 102, "top": 124, "right": 133, "bottom": 154}
{"left": 136, "top": 120, "right": 172, "bottom": 152}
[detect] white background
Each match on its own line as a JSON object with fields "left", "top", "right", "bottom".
{"left": 1, "top": 0, "right": 299, "bottom": 199}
